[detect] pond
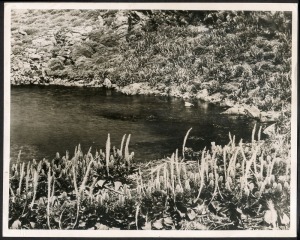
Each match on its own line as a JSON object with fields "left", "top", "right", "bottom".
{"left": 10, "top": 85, "right": 258, "bottom": 163}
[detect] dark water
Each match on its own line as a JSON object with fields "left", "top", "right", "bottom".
{"left": 11, "top": 85, "right": 258, "bottom": 163}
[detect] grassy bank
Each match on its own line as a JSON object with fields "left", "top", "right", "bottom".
{"left": 11, "top": 10, "right": 292, "bottom": 118}
{"left": 9, "top": 126, "right": 290, "bottom": 230}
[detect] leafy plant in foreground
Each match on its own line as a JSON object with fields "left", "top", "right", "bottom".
{"left": 9, "top": 125, "right": 291, "bottom": 230}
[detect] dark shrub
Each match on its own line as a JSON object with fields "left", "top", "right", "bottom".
{"left": 23, "top": 27, "right": 39, "bottom": 35}
{"left": 47, "top": 58, "right": 65, "bottom": 71}
{"left": 71, "top": 44, "right": 94, "bottom": 59}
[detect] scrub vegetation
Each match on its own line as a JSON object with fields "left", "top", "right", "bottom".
{"left": 9, "top": 126, "right": 290, "bottom": 230}
{"left": 11, "top": 10, "right": 292, "bottom": 116}
{"left": 9, "top": 10, "right": 293, "bottom": 230}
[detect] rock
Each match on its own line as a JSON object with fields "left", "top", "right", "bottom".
{"left": 74, "top": 56, "right": 87, "bottom": 67}
{"left": 201, "top": 80, "right": 218, "bottom": 89}
{"left": 65, "top": 32, "right": 73, "bottom": 38}
{"left": 41, "top": 68, "right": 47, "bottom": 78}
{"left": 222, "top": 105, "right": 246, "bottom": 115}
{"left": 196, "top": 89, "right": 209, "bottom": 100}
{"left": 112, "top": 11, "right": 129, "bottom": 36}
{"left": 121, "top": 82, "right": 146, "bottom": 95}
{"left": 206, "top": 92, "right": 223, "bottom": 103}
{"left": 113, "top": 12, "right": 128, "bottom": 28}
{"left": 88, "top": 79, "right": 101, "bottom": 87}
{"left": 156, "top": 83, "right": 167, "bottom": 91}
{"left": 223, "top": 82, "right": 240, "bottom": 93}
{"left": 248, "top": 86, "right": 260, "bottom": 98}
{"left": 85, "top": 26, "right": 93, "bottom": 33}
{"left": 11, "top": 219, "right": 22, "bottom": 229}
{"left": 202, "top": 67, "right": 209, "bottom": 74}
{"left": 64, "top": 82, "right": 72, "bottom": 87}
{"left": 168, "top": 86, "right": 182, "bottom": 98}
{"left": 182, "top": 92, "right": 191, "bottom": 99}
{"left": 244, "top": 105, "right": 261, "bottom": 119}
{"left": 223, "top": 104, "right": 262, "bottom": 120}
{"left": 95, "top": 223, "right": 110, "bottom": 230}
{"left": 133, "top": 11, "right": 149, "bottom": 22}
{"left": 12, "top": 65, "right": 18, "bottom": 71}
{"left": 260, "top": 111, "right": 280, "bottom": 122}
{"left": 22, "top": 62, "right": 31, "bottom": 70}
{"left": 74, "top": 81, "right": 85, "bottom": 87}
{"left": 220, "top": 99, "right": 235, "bottom": 108}
{"left": 116, "top": 24, "right": 128, "bottom": 36}
{"left": 57, "top": 56, "right": 66, "bottom": 62}
{"left": 98, "top": 15, "right": 105, "bottom": 27}
{"left": 187, "top": 25, "right": 209, "bottom": 33}
{"left": 185, "top": 101, "right": 194, "bottom": 107}
{"left": 72, "top": 26, "right": 93, "bottom": 35}
{"left": 138, "top": 84, "right": 153, "bottom": 95}
{"left": 263, "top": 123, "right": 276, "bottom": 136}
{"left": 50, "top": 36, "right": 57, "bottom": 45}
{"left": 111, "top": 84, "right": 118, "bottom": 89}
{"left": 32, "top": 38, "right": 53, "bottom": 47}
{"left": 103, "top": 78, "right": 112, "bottom": 88}
{"left": 26, "top": 48, "right": 37, "bottom": 53}
{"left": 19, "top": 30, "right": 27, "bottom": 35}
{"left": 29, "top": 54, "right": 42, "bottom": 60}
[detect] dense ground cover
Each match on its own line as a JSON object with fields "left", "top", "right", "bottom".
{"left": 11, "top": 10, "right": 292, "bottom": 117}
{"left": 9, "top": 126, "right": 291, "bottom": 230}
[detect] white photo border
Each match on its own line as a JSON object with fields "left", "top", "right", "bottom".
{"left": 3, "top": 2, "right": 298, "bottom": 238}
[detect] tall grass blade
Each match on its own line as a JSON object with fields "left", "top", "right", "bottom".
{"left": 30, "top": 169, "right": 39, "bottom": 208}
{"left": 51, "top": 172, "right": 55, "bottom": 206}
{"left": 258, "top": 125, "right": 262, "bottom": 142}
{"left": 194, "top": 149, "right": 205, "bottom": 203}
{"left": 72, "top": 165, "right": 78, "bottom": 196}
{"left": 18, "top": 162, "right": 25, "bottom": 195}
{"left": 135, "top": 204, "right": 140, "bottom": 230}
{"left": 73, "top": 158, "right": 95, "bottom": 229}
{"left": 125, "top": 134, "right": 131, "bottom": 169}
{"left": 120, "top": 134, "right": 126, "bottom": 156}
{"left": 106, "top": 134, "right": 110, "bottom": 175}
{"left": 175, "top": 149, "right": 182, "bottom": 188}
{"left": 9, "top": 184, "right": 15, "bottom": 198}
{"left": 17, "top": 150, "right": 21, "bottom": 164}
{"left": 229, "top": 132, "right": 232, "bottom": 144}
{"left": 182, "top": 128, "right": 192, "bottom": 159}
{"left": 252, "top": 123, "right": 256, "bottom": 143}
{"left": 223, "top": 147, "right": 227, "bottom": 181}
{"left": 25, "top": 162, "right": 30, "bottom": 194}
{"left": 170, "top": 153, "right": 175, "bottom": 195}
{"left": 47, "top": 167, "right": 52, "bottom": 229}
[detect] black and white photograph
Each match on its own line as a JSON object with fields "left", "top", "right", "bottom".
{"left": 2, "top": 2, "right": 298, "bottom": 238}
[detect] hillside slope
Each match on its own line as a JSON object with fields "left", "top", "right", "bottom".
{"left": 11, "top": 10, "right": 292, "bottom": 124}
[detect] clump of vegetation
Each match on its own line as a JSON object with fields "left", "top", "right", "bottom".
{"left": 9, "top": 126, "right": 290, "bottom": 230}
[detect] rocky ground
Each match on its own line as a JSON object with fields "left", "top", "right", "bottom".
{"left": 10, "top": 10, "right": 292, "bottom": 124}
